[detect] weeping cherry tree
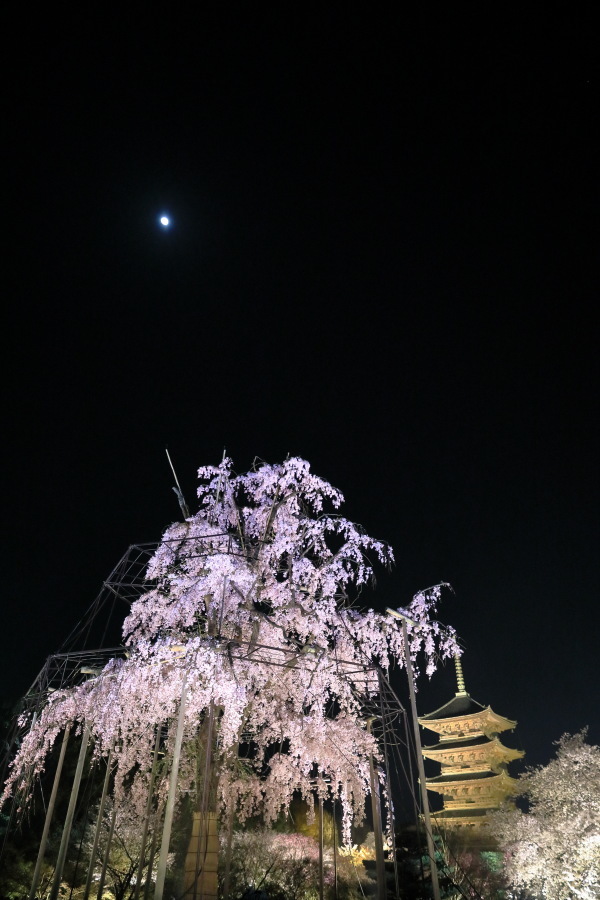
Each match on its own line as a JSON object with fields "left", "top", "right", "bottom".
{"left": 3, "top": 456, "right": 459, "bottom": 892}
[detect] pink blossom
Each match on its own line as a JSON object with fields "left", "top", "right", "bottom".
{"left": 2, "top": 457, "right": 459, "bottom": 845}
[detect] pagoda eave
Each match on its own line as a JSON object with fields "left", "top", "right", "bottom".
{"left": 419, "top": 703, "right": 518, "bottom": 738}
{"left": 422, "top": 735, "right": 524, "bottom": 767}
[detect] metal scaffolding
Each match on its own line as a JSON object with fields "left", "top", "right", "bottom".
{"left": 1, "top": 537, "right": 443, "bottom": 900}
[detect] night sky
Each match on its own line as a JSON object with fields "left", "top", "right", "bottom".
{"left": 3, "top": 9, "right": 598, "bottom": 774}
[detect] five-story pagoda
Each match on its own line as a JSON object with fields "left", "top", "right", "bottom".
{"left": 418, "top": 656, "right": 524, "bottom": 831}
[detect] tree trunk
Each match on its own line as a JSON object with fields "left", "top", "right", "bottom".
{"left": 183, "top": 703, "right": 218, "bottom": 900}
{"left": 183, "top": 811, "right": 219, "bottom": 900}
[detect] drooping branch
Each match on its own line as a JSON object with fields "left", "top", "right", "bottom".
{"left": 3, "top": 456, "right": 460, "bottom": 844}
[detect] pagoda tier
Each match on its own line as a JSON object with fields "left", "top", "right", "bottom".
{"left": 418, "top": 656, "right": 524, "bottom": 830}
{"left": 422, "top": 736, "right": 523, "bottom": 779}
{"left": 419, "top": 693, "right": 518, "bottom": 739}
{"left": 425, "top": 769, "right": 520, "bottom": 805}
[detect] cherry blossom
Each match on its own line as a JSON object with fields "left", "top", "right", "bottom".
{"left": 490, "top": 730, "right": 600, "bottom": 900}
{"left": 3, "top": 457, "right": 459, "bottom": 844}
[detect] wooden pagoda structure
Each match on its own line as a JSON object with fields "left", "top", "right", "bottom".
{"left": 418, "top": 656, "right": 524, "bottom": 831}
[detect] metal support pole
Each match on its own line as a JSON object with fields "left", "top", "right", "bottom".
{"left": 400, "top": 618, "right": 441, "bottom": 900}
{"left": 332, "top": 797, "right": 338, "bottom": 900}
{"left": 367, "top": 721, "right": 387, "bottom": 900}
{"left": 377, "top": 672, "right": 401, "bottom": 900}
{"left": 29, "top": 725, "right": 71, "bottom": 900}
{"left": 83, "top": 749, "right": 113, "bottom": 900}
{"left": 155, "top": 672, "right": 188, "bottom": 900}
{"left": 221, "top": 807, "right": 234, "bottom": 900}
{"left": 96, "top": 799, "right": 117, "bottom": 900}
{"left": 133, "top": 727, "right": 162, "bottom": 900}
{"left": 144, "top": 811, "right": 161, "bottom": 900}
{"left": 318, "top": 798, "right": 324, "bottom": 900}
{"left": 49, "top": 724, "right": 90, "bottom": 900}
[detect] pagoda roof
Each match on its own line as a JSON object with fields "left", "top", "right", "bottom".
{"left": 418, "top": 692, "right": 517, "bottom": 735}
{"left": 419, "top": 691, "right": 486, "bottom": 720}
{"left": 422, "top": 734, "right": 525, "bottom": 763}
{"left": 425, "top": 769, "right": 519, "bottom": 791}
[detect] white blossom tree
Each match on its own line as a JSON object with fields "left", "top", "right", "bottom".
{"left": 84, "top": 800, "right": 163, "bottom": 900}
{"left": 3, "top": 457, "right": 459, "bottom": 849}
{"left": 489, "top": 730, "right": 600, "bottom": 900}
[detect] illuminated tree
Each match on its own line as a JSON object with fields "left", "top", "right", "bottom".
{"left": 226, "top": 828, "right": 375, "bottom": 900}
{"left": 3, "top": 457, "right": 459, "bottom": 848}
{"left": 83, "top": 800, "right": 164, "bottom": 900}
{"left": 489, "top": 730, "right": 600, "bottom": 900}
{"left": 224, "top": 829, "right": 322, "bottom": 900}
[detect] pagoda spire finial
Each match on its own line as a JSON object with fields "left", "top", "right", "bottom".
{"left": 454, "top": 653, "right": 467, "bottom": 694}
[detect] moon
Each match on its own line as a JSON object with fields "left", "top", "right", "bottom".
{"left": 160, "top": 216, "right": 170, "bottom": 227}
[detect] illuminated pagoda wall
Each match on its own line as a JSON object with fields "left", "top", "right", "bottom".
{"left": 418, "top": 656, "right": 524, "bottom": 831}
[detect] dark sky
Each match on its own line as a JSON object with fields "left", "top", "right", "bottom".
{"left": 3, "top": 8, "right": 598, "bottom": 773}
